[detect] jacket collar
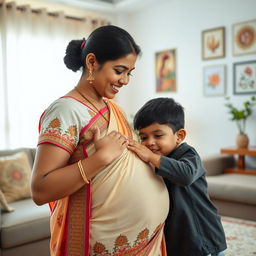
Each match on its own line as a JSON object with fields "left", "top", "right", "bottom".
{"left": 168, "top": 142, "right": 190, "bottom": 159}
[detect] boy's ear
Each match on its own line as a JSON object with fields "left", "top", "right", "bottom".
{"left": 176, "top": 129, "right": 186, "bottom": 144}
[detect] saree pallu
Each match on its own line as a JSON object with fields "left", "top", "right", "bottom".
{"left": 47, "top": 100, "right": 169, "bottom": 256}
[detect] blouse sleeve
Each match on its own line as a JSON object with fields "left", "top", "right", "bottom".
{"left": 38, "top": 98, "right": 90, "bottom": 154}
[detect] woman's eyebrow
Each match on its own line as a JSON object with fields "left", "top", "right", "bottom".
{"left": 114, "top": 65, "right": 135, "bottom": 71}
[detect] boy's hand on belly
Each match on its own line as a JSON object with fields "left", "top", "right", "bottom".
{"left": 128, "top": 140, "right": 161, "bottom": 168}
{"left": 128, "top": 139, "right": 151, "bottom": 162}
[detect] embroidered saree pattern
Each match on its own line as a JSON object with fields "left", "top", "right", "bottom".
{"left": 39, "top": 116, "right": 78, "bottom": 153}
{"left": 38, "top": 97, "right": 169, "bottom": 256}
{"left": 38, "top": 97, "right": 94, "bottom": 154}
{"left": 92, "top": 224, "right": 164, "bottom": 256}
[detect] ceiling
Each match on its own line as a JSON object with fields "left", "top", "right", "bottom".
{"left": 46, "top": 0, "right": 156, "bottom": 13}
{"left": 96, "top": 0, "right": 123, "bottom": 3}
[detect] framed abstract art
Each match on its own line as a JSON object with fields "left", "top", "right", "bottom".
{"left": 155, "top": 48, "right": 177, "bottom": 92}
{"left": 203, "top": 65, "right": 226, "bottom": 96}
{"left": 233, "top": 60, "right": 256, "bottom": 95}
{"left": 233, "top": 19, "right": 256, "bottom": 56}
{"left": 202, "top": 27, "right": 225, "bottom": 60}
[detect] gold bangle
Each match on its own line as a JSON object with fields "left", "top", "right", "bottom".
{"left": 77, "top": 160, "right": 90, "bottom": 184}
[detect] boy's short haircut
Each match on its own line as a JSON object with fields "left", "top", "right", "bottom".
{"left": 133, "top": 97, "right": 184, "bottom": 132}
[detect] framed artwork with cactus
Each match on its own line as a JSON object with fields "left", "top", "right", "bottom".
{"left": 233, "top": 60, "right": 256, "bottom": 95}
{"left": 203, "top": 65, "right": 226, "bottom": 96}
{"left": 233, "top": 19, "right": 256, "bottom": 56}
{"left": 202, "top": 27, "right": 225, "bottom": 60}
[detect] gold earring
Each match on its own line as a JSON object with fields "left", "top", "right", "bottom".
{"left": 87, "top": 69, "right": 94, "bottom": 84}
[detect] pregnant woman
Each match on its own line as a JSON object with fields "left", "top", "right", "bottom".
{"left": 31, "top": 25, "right": 169, "bottom": 256}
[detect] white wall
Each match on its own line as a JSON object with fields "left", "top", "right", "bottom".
{"left": 116, "top": 0, "right": 256, "bottom": 158}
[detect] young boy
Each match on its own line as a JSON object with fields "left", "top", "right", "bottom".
{"left": 127, "top": 97, "right": 227, "bottom": 256}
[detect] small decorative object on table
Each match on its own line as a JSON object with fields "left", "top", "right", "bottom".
{"left": 225, "top": 96, "right": 256, "bottom": 148}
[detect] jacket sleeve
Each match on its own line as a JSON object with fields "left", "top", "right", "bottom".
{"left": 155, "top": 150, "right": 205, "bottom": 186}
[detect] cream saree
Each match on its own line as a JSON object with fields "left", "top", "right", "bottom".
{"left": 39, "top": 97, "right": 169, "bottom": 256}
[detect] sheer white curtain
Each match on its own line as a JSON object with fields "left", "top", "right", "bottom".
{"left": 0, "top": 1, "right": 108, "bottom": 149}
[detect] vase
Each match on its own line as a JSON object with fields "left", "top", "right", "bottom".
{"left": 236, "top": 133, "right": 249, "bottom": 148}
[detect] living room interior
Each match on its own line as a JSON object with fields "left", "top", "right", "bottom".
{"left": 0, "top": 0, "right": 255, "bottom": 255}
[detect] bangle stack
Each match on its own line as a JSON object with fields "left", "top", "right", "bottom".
{"left": 77, "top": 160, "right": 90, "bottom": 184}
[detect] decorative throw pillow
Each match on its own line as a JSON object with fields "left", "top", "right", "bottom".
{"left": 0, "top": 151, "right": 32, "bottom": 212}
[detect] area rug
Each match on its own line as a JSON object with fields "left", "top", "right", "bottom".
{"left": 221, "top": 216, "right": 256, "bottom": 256}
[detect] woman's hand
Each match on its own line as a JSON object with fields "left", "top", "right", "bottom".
{"left": 93, "top": 127, "right": 128, "bottom": 165}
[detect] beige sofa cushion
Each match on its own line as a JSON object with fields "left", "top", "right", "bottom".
{"left": 0, "top": 151, "right": 32, "bottom": 211}
{"left": 1, "top": 199, "right": 50, "bottom": 248}
{"left": 206, "top": 174, "right": 256, "bottom": 205}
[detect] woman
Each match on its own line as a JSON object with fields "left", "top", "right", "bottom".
{"left": 31, "top": 25, "right": 169, "bottom": 256}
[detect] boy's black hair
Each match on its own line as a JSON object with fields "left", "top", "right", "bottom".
{"left": 64, "top": 25, "right": 141, "bottom": 72}
{"left": 133, "top": 97, "right": 184, "bottom": 133}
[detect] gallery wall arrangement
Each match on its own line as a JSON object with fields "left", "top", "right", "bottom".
{"left": 202, "top": 19, "right": 256, "bottom": 97}
{"left": 153, "top": 19, "right": 255, "bottom": 96}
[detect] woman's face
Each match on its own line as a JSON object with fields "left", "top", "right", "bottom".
{"left": 93, "top": 53, "right": 137, "bottom": 99}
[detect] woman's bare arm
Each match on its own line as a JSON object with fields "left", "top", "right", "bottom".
{"left": 31, "top": 129, "right": 127, "bottom": 205}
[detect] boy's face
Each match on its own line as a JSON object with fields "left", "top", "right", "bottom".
{"left": 138, "top": 122, "right": 184, "bottom": 156}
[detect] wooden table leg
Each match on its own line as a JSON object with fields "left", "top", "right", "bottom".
{"left": 237, "top": 155, "right": 245, "bottom": 169}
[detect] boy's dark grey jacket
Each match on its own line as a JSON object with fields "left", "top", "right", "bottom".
{"left": 156, "top": 142, "right": 227, "bottom": 256}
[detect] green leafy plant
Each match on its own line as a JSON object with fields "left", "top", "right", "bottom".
{"left": 225, "top": 96, "right": 256, "bottom": 134}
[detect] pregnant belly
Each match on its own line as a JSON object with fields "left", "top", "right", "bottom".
{"left": 90, "top": 149, "right": 169, "bottom": 253}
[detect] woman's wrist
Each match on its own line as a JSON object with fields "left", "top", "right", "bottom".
{"left": 78, "top": 151, "right": 107, "bottom": 181}
{"left": 95, "top": 149, "right": 113, "bottom": 166}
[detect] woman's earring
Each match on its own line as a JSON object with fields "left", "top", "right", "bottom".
{"left": 87, "top": 69, "right": 94, "bottom": 84}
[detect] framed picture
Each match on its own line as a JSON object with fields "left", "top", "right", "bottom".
{"left": 155, "top": 48, "right": 176, "bottom": 92}
{"left": 233, "top": 19, "right": 256, "bottom": 56}
{"left": 233, "top": 60, "right": 256, "bottom": 95}
{"left": 202, "top": 27, "right": 225, "bottom": 60}
{"left": 203, "top": 65, "right": 226, "bottom": 96}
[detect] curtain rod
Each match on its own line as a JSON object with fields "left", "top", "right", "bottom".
{"left": 0, "top": 3, "right": 98, "bottom": 23}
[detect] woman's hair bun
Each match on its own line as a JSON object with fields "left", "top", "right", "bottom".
{"left": 63, "top": 39, "right": 84, "bottom": 72}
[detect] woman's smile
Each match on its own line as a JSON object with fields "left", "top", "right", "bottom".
{"left": 110, "top": 84, "right": 121, "bottom": 94}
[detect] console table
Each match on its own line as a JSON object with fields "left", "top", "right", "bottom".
{"left": 220, "top": 147, "right": 256, "bottom": 175}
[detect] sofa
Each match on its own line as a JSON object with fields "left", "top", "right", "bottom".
{"left": 203, "top": 154, "right": 256, "bottom": 221}
{"left": 0, "top": 148, "right": 255, "bottom": 256}
{"left": 0, "top": 148, "right": 50, "bottom": 256}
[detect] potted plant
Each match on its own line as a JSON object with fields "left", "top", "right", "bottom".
{"left": 225, "top": 96, "right": 256, "bottom": 148}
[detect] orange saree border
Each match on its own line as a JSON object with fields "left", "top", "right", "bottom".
{"left": 48, "top": 115, "right": 106, "bottom": 256}
{"left": 107, "top": 100, "right": 133, "bottom": 139}
{"left": 47, "top": 101, "right": 113, "bottom": 256}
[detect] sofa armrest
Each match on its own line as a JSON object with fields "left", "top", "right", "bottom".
{"left": 202, "top": 154, "right": 236, "bottom": 176}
